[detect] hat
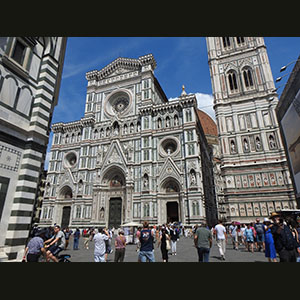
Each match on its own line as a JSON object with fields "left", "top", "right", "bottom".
{"left": 269, "top": 212, "right": 280, "bottom": 219}
{"left": 264, "top": 218, "right": 271, "bottom": 223}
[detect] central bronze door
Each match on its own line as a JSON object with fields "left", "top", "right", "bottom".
{"left": 108, "top": 198, "right": 122, "bottom": 228}
{"left": 61, "top": 206, "right": 71, "bottom": 229}
{"left": 167, "top": 201, "right": 179, "bottom": 223}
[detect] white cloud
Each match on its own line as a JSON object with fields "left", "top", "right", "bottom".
{"left": 194, "top": 93, "right": 216, "bottom": 121}
{"left": 168, "top": 92, "right": 216, "bottom": 121}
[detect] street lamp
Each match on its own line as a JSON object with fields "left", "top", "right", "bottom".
{"left": 279, "top": 58, "right": 300, "bottom": 72}
{"left": 275, "top": 72, "right": 296, "bottom": 83}
{"left": 271, "top": 84, "right": 285, "bottom": 93}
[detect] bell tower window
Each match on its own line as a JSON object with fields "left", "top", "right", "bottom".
{"left": 236, "top": 37, "right": 245, "bottom": 45}
{"left": 227, "top": 71, "right": 238, "bottom": 92}
{"left": 222, "top": 37, "right": 231, "bottom": 49}
{"left": 243, "top": 68, "right": 254, "bottom": 89}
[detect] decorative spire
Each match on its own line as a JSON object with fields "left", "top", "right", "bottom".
{"left": 181, "top": 85, "right": 187, "bottom": 96}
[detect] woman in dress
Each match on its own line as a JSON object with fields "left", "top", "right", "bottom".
{"left": 157, "top": 228, "right": 170, "bottom": 262}
{"left": 263, "top": 218, "right": 277, "bottom": 262}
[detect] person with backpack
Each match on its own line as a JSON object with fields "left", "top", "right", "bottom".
{"left": 73, "top": 228, "right": 80, "bottom": 250}
{"left": 137, "top": 221, "right": 155, "bottom": 262}
{"left": 269, "top": 212, "right": 298, "bottom": 262}
{"left": 254, "top": 218, "right": 265, "bottom": 252}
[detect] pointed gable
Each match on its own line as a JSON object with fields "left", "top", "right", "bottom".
{"left": 158, "top": 157, "right": 182, "bottom": 185}
{"left": 101, "top": 140, "right": 127, "bottom": 171}
{"left": 86, "top": 54, "right": 156, "bottom": 81}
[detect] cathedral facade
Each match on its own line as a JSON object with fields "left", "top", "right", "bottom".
{"left": 41, "top": 54, "right": 217, "bottom": 229}
{"left": 206, "top": 37, "right": 297, "bottom": 222}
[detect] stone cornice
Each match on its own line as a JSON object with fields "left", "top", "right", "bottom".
{"left": 139, "top": 94, "right": 197, "bottom": 115}
{"left": 51, "top": 117, "right": 95, "bottom": 133}
{"left": 85, "top": 54, "right": 156, "bottom": 81}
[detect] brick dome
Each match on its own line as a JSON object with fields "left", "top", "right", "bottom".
{"left": 196, "top": 109, "right": 218, "bottom": 136}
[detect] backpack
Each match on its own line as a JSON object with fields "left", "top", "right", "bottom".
{"left": 281, "top": 225, "right": 296, "bottom": 251}
{"left": 255, "top": 223, "right": 264, "bottom": 235}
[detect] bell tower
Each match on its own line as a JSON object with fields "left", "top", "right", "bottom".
{"left": 206, "top": 37, "right": 296, "bottom": 222}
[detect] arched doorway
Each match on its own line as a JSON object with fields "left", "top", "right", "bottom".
{"left": 101, "top": 166, "right": 126, "bottom": 228}
{"left": 58, "top": 185, "right": 73, "bottom": 228}
{"left": 161, "top": 178, "right": 181, "bottom": 223}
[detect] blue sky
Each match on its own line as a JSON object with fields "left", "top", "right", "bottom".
{"left": 45, "top": 37, "right": 300, "bottom": 169}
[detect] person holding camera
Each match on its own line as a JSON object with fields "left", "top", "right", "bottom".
{"left": 93, "top": 227, "right": 109, "bottom": 262}
{"left": 269, "top": 212, "right": 298, "bottom": 262}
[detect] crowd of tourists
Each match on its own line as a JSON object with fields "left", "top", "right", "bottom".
{"left": 200, "top": 212, "right": 300, "bottom": 262}
{"left": 22, "top": 211, "right": 300, "bottom": 263}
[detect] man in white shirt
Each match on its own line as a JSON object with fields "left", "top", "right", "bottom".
{"left": 93, "top": 228, "right": 109, "bottom": 262}
{"left": 214, "top": 220, "right": 227, "bottom": 261}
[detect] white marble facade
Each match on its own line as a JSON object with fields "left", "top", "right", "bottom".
{"left": 42, "top": 54, "right": 217, "bottom": 229}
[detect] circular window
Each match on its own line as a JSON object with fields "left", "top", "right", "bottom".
{"left": 159, "top": 137, "right": 180, "bottom": 157}
{"left": 105, "top": 90, "right": 132, "bottom": 117}
{"left": 64, "top": 152, "right": 77, "bottom": 168}
{"left": 113, "top": 96, "right": 129, "bottom": 113}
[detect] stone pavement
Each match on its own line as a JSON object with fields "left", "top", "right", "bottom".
{"left": 60, "top": 235, "right": 271, "bottom": 262}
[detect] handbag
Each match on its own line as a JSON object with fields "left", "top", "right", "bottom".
{"left": 166, "top": 237, "right": 171, "bottom": 250}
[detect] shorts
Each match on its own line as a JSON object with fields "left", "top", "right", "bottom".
{"left": 256, "top": 233, "right": 265, "bottom": 243}
{"left": 48, "top": 244, "right": 63, "bottom": 256}
{"left": 139, "top": 250, "right": 155, "bottom": 262}
{"left": 27, "top": 253, "right": 41, "bottom": 262}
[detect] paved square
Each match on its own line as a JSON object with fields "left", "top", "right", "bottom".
{"left": 59, "top": 234, "right": 269, "bottom": 262}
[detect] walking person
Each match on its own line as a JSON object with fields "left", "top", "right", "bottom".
{"left": 214, "top": 220, "right": 227, "bottom": 260}
{"left": 170, "top": 225, "right": 179, "bottom": 255}
{"left": 269, "top": 212, "right": 298, "bottom": 262}
{"left": 229, "top": 222, "right": 238, "bottom": 250}
{"left": 83, "top": 228, "right": 90, "bottom": 250}
{"left": 73, "top": 228, "right": 80, "bottom": 250}
{"left": 93, "top": 228, "right": 109, "bottom": 262}
{"left": 244, "top": 224, "right": 254, "bottom": 253}
{"left": 137, "top": 221, "right": 155, "bottom": 262}
{"left": 64, "top": 227, "right": 72, "bottom": 250}
{"left": 254, "top": 218, "right": 265, "bottom": 252}
{"left": 263, "top": 218, "right": 277, "bottom": 262}
{"left": 241, "top": 224, "right": 246, "bottom": 246}
{"left": 157, "top": 228, "right": 170, "bottom": 262}
{"left": 104, "top": 228, "right": 113, "bottom": 261}
{"left": 250, "top": 222, "right": 257, "bottom": 251}
{"left": 236, "top": 224, "right": 242, "bottom": 250}
{"left": 23, "top": 231, "right": 45, "bottom": 262}
{"left": 114, "top": 230, "right": 126, "bottom": 262}
{"left": 194, "top": 222, "right": 212, "bottom": 262}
